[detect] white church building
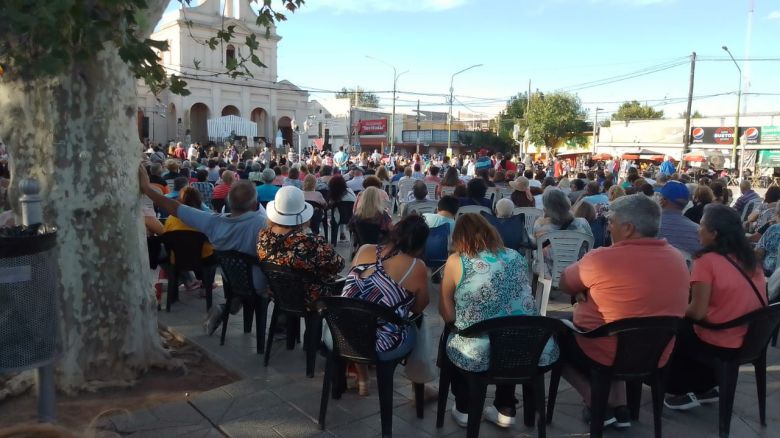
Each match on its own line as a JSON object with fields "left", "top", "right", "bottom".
{"left": 136, "top": 0, "right": 313, "bottom": 148}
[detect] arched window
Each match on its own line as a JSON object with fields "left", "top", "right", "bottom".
{"left": 226, "top": 44, "right": 236, "bottom": 64}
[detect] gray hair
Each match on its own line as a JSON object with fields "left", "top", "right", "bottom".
{"left": 657, "top": 174, "right": 669, "bottom": 184}
{"left": 608, "top": 194, "right": 661, "bottom": 237}
{"left": 541, "top": 188, "right": 573, "bottom": 226}
{"left": 150, "top": 162, "right": 163, "bottom": 176}
{"left": 227, "top": 180, "right": 258, "bottom": 214}
{"left": 251, "top": 162, "right": 261, "bottom": 172}
{"left": 495, "top": 198, "right": 514, "bottom": 218}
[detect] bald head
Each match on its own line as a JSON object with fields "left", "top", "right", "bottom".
{"left": 740, "top": 179, "right": 752, "bottom": 193}
{"left": 222, "top": 170, "right": 235, "bottom": 185}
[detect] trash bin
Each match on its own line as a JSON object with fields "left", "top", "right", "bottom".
{"left": 0, "top": 225, "right": 59, "bottom": 373}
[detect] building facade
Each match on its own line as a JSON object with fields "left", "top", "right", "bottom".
{"left": 136, "top": 0, "right": 312, "bottom": 148}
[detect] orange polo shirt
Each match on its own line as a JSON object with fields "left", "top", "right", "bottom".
{"left": 562, "top": 238, "right": 689, "bottom": 366}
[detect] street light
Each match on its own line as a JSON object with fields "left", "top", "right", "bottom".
{"left": 722, "top": 45, "right": 743, "bottom": 178}
{"left": 592, "top": 107, "right": 603, "bottom": 154}
{"left": 366, "top": 56, "right": 408, "bottom": 155}
{"left": 447, "top": 64, "right": 483, "bottom": 155}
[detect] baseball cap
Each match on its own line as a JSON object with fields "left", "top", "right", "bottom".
{"left": 659, "top": 180, "right": 689, "bottom": 208}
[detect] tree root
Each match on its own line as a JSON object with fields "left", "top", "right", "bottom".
{"left": 0, "top": 371, "right": 35, "bottom": 402}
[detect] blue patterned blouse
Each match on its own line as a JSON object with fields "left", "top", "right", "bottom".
{"left": 446, "top": 248, "right": 559, "bottom": 372}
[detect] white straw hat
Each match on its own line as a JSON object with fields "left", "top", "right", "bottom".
{"left": 266, "top": 186, "right": 313, "bottom": 226}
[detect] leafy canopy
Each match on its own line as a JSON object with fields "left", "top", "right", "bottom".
{"left": 525, "top": 91, "right": 587, "bottom": 150}
{"left": 335, "top": 87, "right": 380, "bottom": 108}
{"left": 611, "top": 100, "right": 664, "bottom": 121}
{"left": 0, "top": 0, "right": 304, "bottom": 95}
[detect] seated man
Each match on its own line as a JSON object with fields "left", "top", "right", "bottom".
{"left": 657, "top": 180, "right": 701, "bottom": 255}
{"left": 733, "top": 179, "right": 760, "bottom": 216}
{"left": 423, "top": 195, "right": 458, "bottom": 236}
{"left": 346, "top": 166, "right": 365, "bottom": 192}
{"left": 559, "top": 194, "right": 689, "bottom": 429}
{"left": 139, "top": 166, "right": 268, "bottom": 333}
{"left": 400, "top": 180, "right": 430, "bottom": 217}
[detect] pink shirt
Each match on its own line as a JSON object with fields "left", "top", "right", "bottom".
{"left": 562, "top": 238, "right": 689, "bottom": 366}
{"left": 691, "top": 253, "right": 767, "bottom": 348}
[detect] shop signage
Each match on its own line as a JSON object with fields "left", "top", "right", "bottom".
{"left": 759, "top": 150, "right": 780, "bottom": 166}
{"left": 358, "top": 119, "right": 387, "bottom": 135}
{"left": 691, "top": 126, "right": 761, "bottom": 145}
{"left": 763, "top": 126, "right": 780, "bottom": 143}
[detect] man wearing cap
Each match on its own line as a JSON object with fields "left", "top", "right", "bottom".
{"left": 256, "top": 168, "right": 280, "bottom": 205}
{"left": 657, "top": 180, "right": 701, "bottom": 255}
{"left": 258, "top": 186, "right": 344, "bottom": 304}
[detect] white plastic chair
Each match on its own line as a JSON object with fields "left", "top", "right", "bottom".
{"left": 741, "top": 199, "right": 763, "bottom": 224}
{"left": 396, "top": 179, "right": 415, "bottom": 214}
{"left": 534, "top": 230, "right": 594, "bottom": 316}
{"left": 407, "top": 200, "right": 438, "bottom": 215}
{"left": 485, "top": 187, "right": 499, "bottom": 208}
{"left": 440, "top": 186, "right": 456, "bottom": 198}
{"left": 513, "top": 207, "right": 544, "bottom": 241}
{"left": 497, "top": 187, "right": 514, "bottom": 201}
{"left": 456, "top": 205, "right": 492, "bottom": 220}
{"left": 425, "top": 182, "right": 438, "bottom": 201}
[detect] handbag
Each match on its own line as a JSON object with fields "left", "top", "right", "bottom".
{"left": 722, "top": 255, "right": 767, "bottom": 307}
{"left": 402, "top": 313, "right": 437, "bottom": 384}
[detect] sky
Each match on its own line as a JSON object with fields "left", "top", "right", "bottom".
{"left": 165, "top": 0, "right": 780, "bottom": 121}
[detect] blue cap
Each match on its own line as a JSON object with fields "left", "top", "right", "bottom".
{"left": 659, "top": 181, "right": 689, "bottom": 208}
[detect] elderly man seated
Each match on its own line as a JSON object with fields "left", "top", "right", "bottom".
{"left": 657, "top": 180, "right": 701, "bottom": 255}
{"left": 139, "top": 166, "right": 268, "bottom": 333}
{"left": 559, "top": 194, "right": 689, "bottom": 429}
{"left": 733, "top": 179, "right": 760, "bottom": 216}
{"left": 400, "top": 180, "right": 430, "bottom": 217}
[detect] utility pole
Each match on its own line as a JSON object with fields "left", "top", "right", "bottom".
{"left": 447, "top": 64, "right": 483, "bottom": 156}
{"left": 416, "top": 100, "right": 420, "bottom": 155}
{"left": 592, "top": 107, "right": 603, "bottom": 154}
{"left": 723, "top": 46, "right": 743, "bottom": 177}
{"left": 682, "top": 52, "right": 697, "bottom": 159}
{"left": 524, "top": 79, "right": 531, "bottom": 156}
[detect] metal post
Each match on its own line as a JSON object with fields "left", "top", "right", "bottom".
{"left": 416, "top": 100, "right": 420, "bottom": 155}
{"left": 390, "top": 69, "right": 396, "bottom": 155}
{"left": 723, "top": 46, "right": 742, "bottom": 178}
{"left": 592, "top": 108, "right": 602, "bottom": 154}
{"left": 20, "top": 178, "right": 56, "bottom": 423}
{"left": 682, "top": 52, "right": 697, "bottom": 159}
{"left": 447, "top": 64, "right": 483, "bottom": 156}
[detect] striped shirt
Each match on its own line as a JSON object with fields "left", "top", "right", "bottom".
{"left": 341, "top": 246, "right": 415, "bottom": 352}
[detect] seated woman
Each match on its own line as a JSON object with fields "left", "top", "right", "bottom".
{"left": 458, "top": 178, "right": 492, "bottom": 209}
{"left": 327, "top": 175, "right": 357, "bottom": 205}
{"left": 665, "top": 204, "right": 767, "bottom": 410}
{"left": 533, "top": 188, "right": 593, "bottom": 275}
{"left": 349, "top": 187, "right": 392, "bottom": 244}
{"left": 508, "top": 176, "right": 535, "bottom": 208}
{"left": 747, "top": 185, "right": 780, "bottom": 232}
{"left": 755, "top": 202, "right": 780, "bottom": 276}
{"left": 437, "top": 166, "right": 464, "bottom": 198}
{"left": 573, "top": 201, "right": 607, "bottom": 248}
{"left": 257, "top": 186, "right": 345, "bottom": 304}
{"left": 354, "top": 175, "right": 391, "bottom": 212}
{"left": 302, "top": 174, "right": 326, "bottom": 208}
{"left": 440, "top": 213, "right": 558, "bottom": 428}
{"left": 339, "top": 215, "right": 430, "bottom": 395}
{"left": 162, "top": 187, "right": 215, "bottom": 292}
{"left": 684, "top": 185, "right": 714, "bottom": 224}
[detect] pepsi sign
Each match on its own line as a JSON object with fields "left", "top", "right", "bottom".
{"left": 691, "top": 127, "right": 761, "bottom": 145}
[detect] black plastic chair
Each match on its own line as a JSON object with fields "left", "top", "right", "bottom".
{"left": 329, "top": 201, "right": 355, "bottom": 245}
{"left": 435, "top": 316, "right": 565, "bottom": 438}
{"left": 423, "top": 224, "right": 449, "bottom": 278}
{"left": 211, "top": 198, "right": 226, "bottom": 214}
{"left": 160, "top": 230, "right": 217, "bottom": 312}
{"left": 313, "top": 296, "right": 424, "bottom": 438}
{"left": 549, "top": 316, "right": 681, "bottom": 438}
{"left": 481, "top": 212, "right": 533, "bottom": 251}
{"left": 307, "top": 200, "right": 325, "bottom": 236}
{"left": 260, "top": 262, "right": 343, "bottom": 377}
{"left": 350, "top": 220, "right": 384, "bottom": 258}
{"left": 691, "top": 303, "right": 780, "bottom": 438}
{"left": 215, "top": 251, "right": 269, "bottom": 354}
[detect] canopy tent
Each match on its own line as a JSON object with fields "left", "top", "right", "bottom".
{"left": 207, "top": 115, "right": 257, "bottom": 141}
{"left": 621, "top": 149, "right": 665, "bottom": 161}
{"left": 682, "top": 152, "right": 706, "bottom": 162}
{"left": 557, "top": 150, "right": 590, "bottom": 157}
{"left": 591, "top": 153, "right": 613, "bottom": 161}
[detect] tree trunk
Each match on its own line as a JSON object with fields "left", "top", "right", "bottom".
{"left": 0, "top": 39, "right": 170, "bottom": 392}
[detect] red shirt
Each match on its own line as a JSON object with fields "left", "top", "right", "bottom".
{"left": 562, "top": 238, "right": 689, "bottom": 366}
{"left": 212, "top": 183, "right": 231, "bottom": 200}
{"left": 691, "top": 253, "right": 767, "bottom": 348}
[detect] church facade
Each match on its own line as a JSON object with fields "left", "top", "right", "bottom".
{"left": 136, "top": 0, "right": 312, "bottom": 148}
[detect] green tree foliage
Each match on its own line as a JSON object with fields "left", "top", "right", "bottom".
{"left": 0, "top": 0, "right": 304, "bottom": 95}
{"left": 611, "top": 100, "right": 664, "bottom": 121}
{"left": 679, "top": 110, "right": 703, "bottom": 118}
{"left": 458, "top": 130, "right": 512, "bottom": 154}
{"left": 493, "top": 92, "right": 528, "bottom": 138}
{"left": 335, "top": 87, "right": 380, "bottom": 108}
{"left": 525, "top": 91, "right": 587, "bottom": 153}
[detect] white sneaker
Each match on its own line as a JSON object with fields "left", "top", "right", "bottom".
{"left": 451, "top": 408, "right": 468, "bottom": 428}
{"left": 483, "top": 405, "right": 516, "bottom": 428}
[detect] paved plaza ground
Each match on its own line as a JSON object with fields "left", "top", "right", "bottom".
{"left": 96, "top": 239, "right": 780, "bottom": 438}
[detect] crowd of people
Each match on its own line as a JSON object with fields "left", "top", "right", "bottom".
{"left": 109, "top": 140, "right": 779, "bottom": 432}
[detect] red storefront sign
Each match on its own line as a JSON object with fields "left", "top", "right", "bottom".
{"left": 359, "top": 119, "right": 387, "bottom": 134}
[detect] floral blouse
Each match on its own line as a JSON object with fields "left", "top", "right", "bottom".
{"left": 257, "top": 228, "right": 345, "bottom": 303}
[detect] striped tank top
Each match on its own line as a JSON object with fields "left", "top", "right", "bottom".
{"left": 341, "top": 245, "right": 416, "bottom": 352}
